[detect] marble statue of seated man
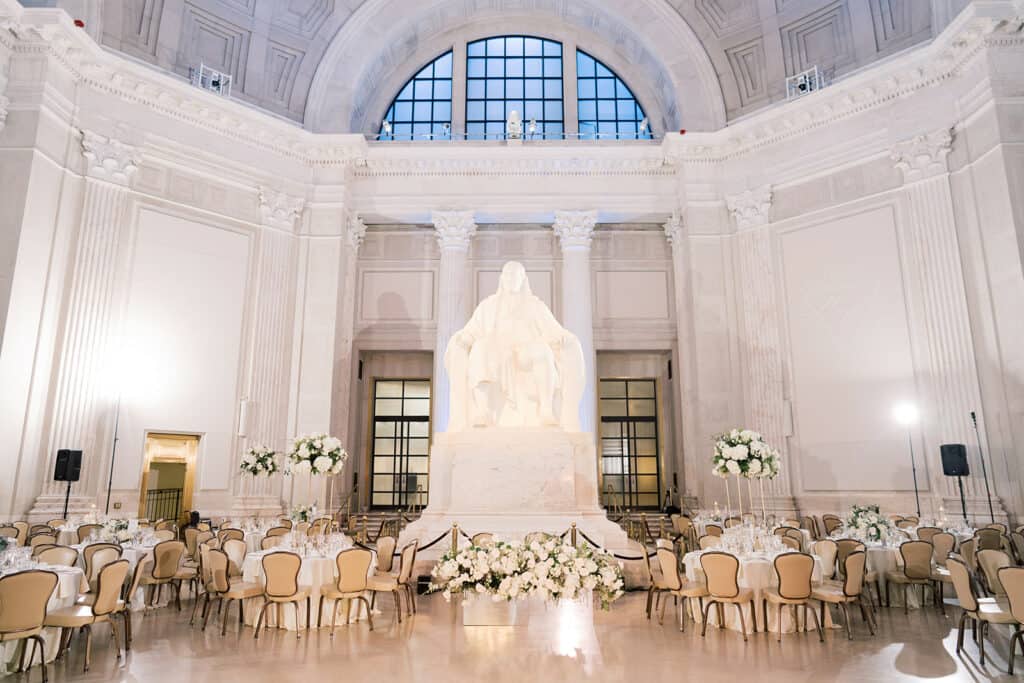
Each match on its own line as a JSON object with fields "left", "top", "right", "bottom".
{"left": 445, "top": 261, "right": 584, "bottom": 432}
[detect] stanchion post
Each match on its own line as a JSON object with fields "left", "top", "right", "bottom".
{"left": 571, "top": 522, "right": 577, "bottom": 547}
{"left": 451, "top": 523, "right": 459, "bottom": 554}
{"left": 361, "top": 515, "right": 368, "bottom": 543}
{"left": 640, "top": 511, "right": 647, "bottom": 548}
{"left": 659, "top": 516, "right": 665, "bottom": 539}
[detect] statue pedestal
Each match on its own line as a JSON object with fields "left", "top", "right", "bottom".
{"left": 399, "top": 428, "right": 630, "bottom": 571}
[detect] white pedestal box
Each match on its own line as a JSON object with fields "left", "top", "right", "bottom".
{"left": 399, "top": 427, "right": 630, "bottom": 572}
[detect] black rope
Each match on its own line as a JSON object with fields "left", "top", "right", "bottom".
{"left": 576, "top": 529, "right": 657, "bottom": 560}
{"left": 416, "top": 531, "right": 452, "bottom": 552}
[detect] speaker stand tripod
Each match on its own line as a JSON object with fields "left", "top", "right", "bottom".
{"left": 956, "top": 475, "right": 968, "bottom": 524}
{"left": 62, "top": 480, "right": 72, "bottom": 520}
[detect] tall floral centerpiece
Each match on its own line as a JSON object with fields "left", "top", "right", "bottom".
{"left": 713, "top": 429, "right": 781, "bottom": 520}
{"left": 844, "top": 504, "right": 896, "bottom": 544}
{"left": 239, "top": 446, "right": 280, "bottom": 477}
{"left": 430, "top": 538, "right": 625, "bottom": 624}
{"left": 287, "top": 434, "right": 348, "bottom": 515}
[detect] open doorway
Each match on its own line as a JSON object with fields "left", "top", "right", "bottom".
{"left": 138, "top": 433, "right": 198, "bottom": 526}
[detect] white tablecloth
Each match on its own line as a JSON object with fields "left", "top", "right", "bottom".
{"left": 682, "top": 550, "right": 827, "bottom": 634}
{"left": 1, "top": 565, "right": 84, "bottom": 675}
{"left": 240, "top": 548, "right": 378, "bottom": 631}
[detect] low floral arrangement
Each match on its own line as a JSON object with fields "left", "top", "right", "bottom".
{"left": 240, "top": 446, "right": 279, "bottom": 477}
{"left": 287, "top": 434, "right": 347, "bottom": 476}
{"left": 0, "top": 537, "right": 9, "bottom": 553}
{"left": 290, "top": 504, "right": 316, "bottom": 523}
{"left": 99, "top": 519, "right": 132, "bottom": 543}
{"left": 430, "top": 538, "right": 625, "bottom": 610}
{"left": 844, "top": 504, "right": 895, "bottom": 543}
{"left": 712, "top": 428, "right": 781, "bottom": 479}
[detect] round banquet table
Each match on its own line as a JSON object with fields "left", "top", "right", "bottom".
{"left": 682, "top": 550, "right": 831, "bottom": 634}
{"left": 0, "top": 564, "right": 85, "bottom": 675}
{"left": 241, "top": 547, "right": 378, "bottom": 631}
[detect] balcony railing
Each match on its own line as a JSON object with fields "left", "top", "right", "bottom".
{"left": 145, "top": 488, "right": 182, "bottom": 523}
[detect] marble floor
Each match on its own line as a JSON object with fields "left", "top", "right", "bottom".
{"left": 17, "top": 592, "right": 1022, "bottom": 683}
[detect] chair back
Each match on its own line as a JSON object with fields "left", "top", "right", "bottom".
{"left": 277, "top": 518, "right": 293, "bottom": 530}
{"left": 781, "top": 536, "right": 800, "bottom": 551}
{"left": 154, "top": 520, "right": 176, "bottom": 533}
{"left": 126, "top": 557, "right": 151, "bottom": 604}
{"left": 335, "top": 548, "right": 372, "bottom": 594}
{"left": 84, "top": 544, "right": 123, "bottom": 584}
{"left": 698, "top": 535, "right": 720, "bottom": 550}
{"left": 975, "top": 528, "right": 1002, "bottom": 551}
{"left": 30, "top": 544, "right": 57, "bottom": 558}
{"left": 218, "top": 528, "right": 244, "bottom": 543}
{"left": 724, "top": 518, "right": 741, "bottom": 529}
{"left": 781, "top": 519, "right": 800, "bottom": 528}
{"left": 823, "top": 517, "right": 843, "bottom": 535}
{"left": 0, "top": 570, "right": 58, "bottom": 634}
{"left": 184, "top": 527, "right": 200, "bottom": 556}
{"left": 262, "top": 552, "right": 301, "bottom": 598}
{"left": 151, "top": 540, "right": 185, "bottom": 580}
{"left": 77, "top": 524, "right": 103, "bottom": 543}
{"left": 813, "top": 539, "right": 838, "bottom": 580}
{"left": 899, "top": 540, "right": 933, "bottom": 580}
{"left": 947, "top": 557, "right": 978, "bottom": 613}
{"left": 916, "top": 526, "right": 941, "bottom": 543}
{"left": 800, "top": 516, "right": 816, "bottom": 539}
{"left": 896, "top": 519, "right": 916, "bottom": 530}
{"left": 261, "top": 536, "right": 282, "bottom": 550}
{"left": 704, "top": 524, "right": 723, "bottom": 537}
{"left": 206, "top": 549, "right": 231, "bottom": 594}
{"left": 93, "top": 560, "right": 130, "bottom": 616}
{"left": 12, "top": 522, "right": 29, "bottom": 546}
{"left": 700, "top": 551, "right": 741, "bottom": 598}
{"left": 153, "top": 529, "right": 176, "bottom": 542}
{"left": 673, "top": 516, "right": 693, "bottom": 535}
{"left": 835, "top": 538, "right": 865, "bottom": 577}
{"left": 960, "top": 538, "right": 977, "bottom": 570}
{"left": 1011, "top": 532, "right": 1024, "bottom": 565}
{"left": 977, "top": 549, "right": 1012, "bottom": 596}
{"left": 223, "top": 538, "right": 246, "bottom": 577}
{"left": 986, "top": 523, "right": 1008, "bottom": 533}
{"left": 903, "top": 515, "right": 919, "bottom": 524}
{"left": 840, "top": 550, "right": 867, "bottom": 597}
{"left": 998, "top": 567, "right": 1024, "bottom": 624}
{"left": 931, "top": 533, "right": 955, "bottom": 566}
{"left": 29, "top": 525, "right": 53, "bottom": 537}
{"left": 29, "top": 533, "right": 57, "bottom": 548}
{"left": 266, "top": 526, "right": 290, "bottom": 538}
{"left": 397, "top": 541, "right": 418, "bottom": 586}
{"left": 376, "top": 536, "right": 397, "bottom": 573}
{"left": 36, "top": 545, "right": 78, "bottom": 567}
{"left": 0, "top": 526, "right": 18, "bottom": 541}
{"left": 656, "top": 547, "right": 683, "bottom": 591}
{"left": 471, "top": 533, "right": 495, "bottom": 547}
{"left": 294, "top": 522, "right": 311, "bottom": 536}
{"left": 774, "top": 552, "right": 814, "bottom": 600}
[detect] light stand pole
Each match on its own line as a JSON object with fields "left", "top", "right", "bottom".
{"left": 906, "top": 427, "right": 921, "bottom": 518}
{"left": 970, "top": 411, "right": 996, "bottom": 523}
{"left": 894, "top": 402, "right": 922, "bottom": 518}
{"left": 104, "top": 395, "right": 121, "bottom": 515}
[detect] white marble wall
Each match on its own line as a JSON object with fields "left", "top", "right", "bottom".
{"left": 0, "top": 0, "right": 1022, "bottom": 523}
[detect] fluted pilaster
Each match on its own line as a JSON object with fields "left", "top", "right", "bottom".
{"left": 431, "top": 211, "right": 477, "bottom": 433}
{"left": 554, "top": 210, "right": 598, "bottom": 437}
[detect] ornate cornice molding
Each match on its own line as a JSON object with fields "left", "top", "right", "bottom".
{"left": 345, "top": 212, "right": 367, "bottom": 251}
{"left": 663, "top": 213, "right": 685, "bottom": 249}
{"left": 553, "top": 210, "right": 598, "bottom": 251}
{"left": 354, "top": 155, "right": 674, "bottom": 178}
{"left": 726, "top": 186, "right": 773, "bottom": 230}
{"left": 80, "top": 130, "right": 138, "bottom": 186}
{"left": 258, "top": 187, "right": 305, "bottom": 231}
{"left": 891, "top": 129, "right": 954, "bottom": 182}
{"left": 431, "top": 211, "right": 477, "bottom": 251}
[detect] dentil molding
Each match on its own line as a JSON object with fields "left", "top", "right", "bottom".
{"left": 553, "top": 210, "right": 598, "bottom": 250}
{"left": 80, "top": 130, "right": 139, "bottom": 186}
{"left": 258, "top": 187, "right": 305, "bottom": 231}
{"left": 726, "top": 186, "right": 773, "bottom": 230}
{"left": 891, "top": 128, "right": 954, "bottom": 182}
{"left": 431, "top": 211, "right": 477, "bottom": 250}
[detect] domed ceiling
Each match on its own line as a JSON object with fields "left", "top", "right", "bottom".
{"left": 49, "top": 0, "right": 941, "bottom": 131}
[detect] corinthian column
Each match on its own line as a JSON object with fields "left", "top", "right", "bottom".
{"left": 890, "top": 129, "right": 1002, "bottom": 519}
{"left": 431, "top": 211, "right": 477, "bottom": 434}
{"left": 32, "top": 131, "right": 139, "bottom": 516}
{"left": 553, "top": 210, "right": 598, "bottom": 438}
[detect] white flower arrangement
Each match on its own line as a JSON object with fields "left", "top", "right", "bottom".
{"left": 98, "top": 518, "right": 132, "bottom": 543}
{"left": 286, "top": 433, "right": 347, "bottom": 477}
{"left": 239, "top": 446, "right": 279, "bottom": 477}
{"left": 844, "top": 504, "right": 895, "bottom": 543}
{"left": 430, "top": 538, "right": 625, "bottom": 610}
{"left": 290, "top": 504, "right": 316, "bottom": 523}
{"left": 712, "top": 428, "right": 781, "bottom": 480}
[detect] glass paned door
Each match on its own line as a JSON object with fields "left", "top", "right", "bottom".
{"left": 370, "top": 379, "right": 431, "bottom": 509}
{"left": 599, "top": 378, "right": 661, "bottom": 509}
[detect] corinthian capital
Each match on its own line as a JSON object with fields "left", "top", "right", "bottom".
{"left": 431, "top": 211, "right": 477, "bottom": 250}
{"left": 553, "top": 210, "right": 598, "bottom": 250}
{"left": 726, "top": 185, "right": 772, "bottom": 230}
{"left": 346, "top": 212, "right": 367, "bottom": 251}
{"left": 663, "top": 212, "right": 685, "bottom": 249}
{"left": 891, "top": 129, "right": 953, "bottom": 183}
{"left": 81, "top": 130, "right": 139, "bottom": 186}
{"left": 258, "top": 187, "right": 305, "bottom": 231}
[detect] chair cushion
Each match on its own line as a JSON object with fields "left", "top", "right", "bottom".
{"left": 674, "top": 582, "right": 709, "bottom": 598}
{"left": 931, "top": 567, "right": 952, "bottom": 582}
{"left": 978, "top": 601, "right": 1015, "bottom": 624}
{"left": 44, "top": 605, "right": 107, "bottom": 628}
{"left": 76, "top": 593, "right": 97, "bottom": 606}
{"left": 764, "top": 587, "right": 810, "bottom": 605}
{"left": 886, "top": 571, "right": 929, "bottom": 584}
{"left": 267, "top": 587, "right": 311, "bottom": 602}
{"left": 320, "top": 584, "right": 368, "bottom": 600}
{"left": 713, "top": 587, "right": 754, "bottom": 603}
{"left": 811, "top": 585, "right": 852, "bottom": 604}
{"left": 174, "top": 568, "right": 197, "bottom": 580}
{"left": 0, "top": 627, "right": 43, "bottom": 642}
{"left": 368, "top": 575, "right": 398, "bottom": 591}
{"left": 223, "top": 582, "right": 263, "bottom": 599}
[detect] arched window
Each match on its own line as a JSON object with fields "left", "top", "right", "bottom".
{"left": 576, "top": 50, "right": 651, "bottom": 140}
{"left": 466, "top": 36, "right": 564, "bottom": 140}
{"left": 379, "top": 51, "right": 453, "bottom": 141}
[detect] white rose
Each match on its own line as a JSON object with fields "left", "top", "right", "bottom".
{"left": 331, "top": 459, "right": 345, "bottom": 474}
{"left": 747, "top": 459, "right": 762, "bottom": 475}
{"left": 323, "top": 437, "right": 342, "bottom": 453}
{"left": 298, "top": 444, "right": 310, "bottom": 459}
{"left": 726, "top": 460, "right": 741, "bottom": 475}
{"left": 293, "top": 459, "right": 311, "bottom": 475}
{"left": 731, "top": 445, "right": 749, "bottom": 461}
{"left": 312, "top": 456, "right": 332, "bottom": 474}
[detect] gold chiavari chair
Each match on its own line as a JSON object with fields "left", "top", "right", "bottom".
{"left": 643, "top": 543, "right": 669, "bottom": 620}
{"left": 704, "top": 524, "right": 723, "bottom": 537}
{"left": 699, "top": 551, "right": 757, "bottom": 642}
{"left": 813, "top": 539, "right": 838, "bottom": 581}
{"left": 368, "top": 541, "right": 418, "bottom": 622}
{"left": 916, "top": 526, "right": 941, "bottom": 544}
{"left": 471, "top": 533, "right": 495, "bottom": 547}
{"left": 656, "top": 547, "right": 708, "bottom": 631}
{"left": 948, "top": 557, "right": 1012, "bottom": 667}
{"left": 998, "top": 567, "right": 1024, "bottom": 674}
{"left": 260, "top": 536, "right": 282, "bottom": 550}
{"left": 975, "top": 527, "right": 1002, "bottom": 551}
{"left": 35, "top": 546, "right": 78, "bottom": 567}
{"left": 200, "top": 549, "right": 262, "bottom": 636}
{"left": 254, "top": 552, "right": 310, "bottom": 639}
{"left": 930, "top": 532, "right": 956, "bottom": 613}
{"left": 80, "top": 556, "right": 150, "bottom": 651}
{"left": 0, "top": 569, "right": 58, "bottom": 682}
{"left": 885, "top": 540, "right": 935, "bottom": 614}
{"left": 218, "top": 528, "right": 244, "bottom": 544}
{"left": 835, "top": 538, "right": 882, "bottom": 609}
{"left": 375, "top": 536, "right": 397, "bottom": 575}
{"left": 46, "top": 560, "right": 130, "bottom": 673}
{"left": 811, "top": 550, "right": 875, "bottom": 640}
{"left": 28, "top": 534, "right": 57, "bottom": 549}
{"left": 978, "top": 549, "right": 1012, "bottom": 597}
{"left": 222, "top": 538, "right": 247, "bottom": 581}
{"left": 698, "top": 535, "right": 721, "bottom": 550}
{"left": 764, "top": 551, "right": 823, "bottom": 642}
{"left": 266, "top": 526, "right": 290, "bottom": 538}
{"left": 76, "top": 524, "right": 102, "bottom": 544}
{"left": 318, "top": 548, "right": 374, "bottom": 635}
{"left": 140, "top": 540, "right": 188, "bottom": 609}
{"left": 82, "top": 543, "right": 123, "bottom": 593}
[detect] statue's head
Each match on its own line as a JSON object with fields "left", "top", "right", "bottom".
{"left": 498, "top": 261, "right": 530, "bottom": 295}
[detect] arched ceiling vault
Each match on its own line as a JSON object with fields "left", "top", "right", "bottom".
{"left": 93, "top": 0, "right": 937, "bottom": 132}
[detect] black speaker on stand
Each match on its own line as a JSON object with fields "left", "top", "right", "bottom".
{"left": 54, "top": 449, "right": 83, "bottom": 520}
{"left": 941, "top": 444, "right": 969, "bottom": 523}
